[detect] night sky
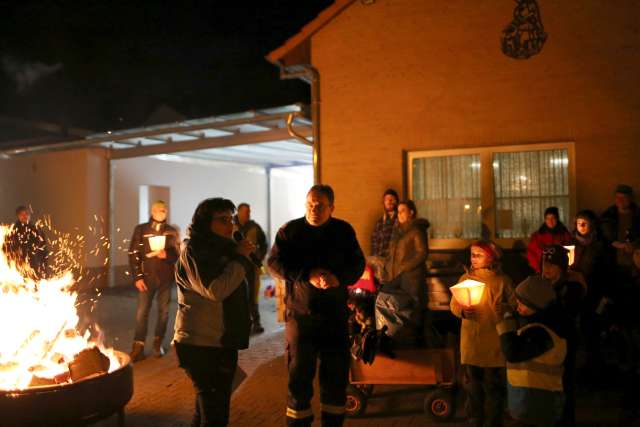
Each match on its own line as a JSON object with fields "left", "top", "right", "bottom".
{"left": 0, "top": 1, "right": 333, "bottom": 134}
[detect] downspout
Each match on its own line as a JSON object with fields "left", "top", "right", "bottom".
{"left": 278, "top": 64, "right": 321, "bottom": 184}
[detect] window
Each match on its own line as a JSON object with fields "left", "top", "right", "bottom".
{"left": 412, "top": 154, "right": 481, "bottom": 239}
{"left": 408, "top": 143, "right": 574, "bottom": 248}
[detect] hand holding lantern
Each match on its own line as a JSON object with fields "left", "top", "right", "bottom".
{"left": 451, "top": 279, "right": 486, "bottom": 318}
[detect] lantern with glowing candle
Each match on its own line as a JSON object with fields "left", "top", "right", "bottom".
{"left": 450, "top": 279, "right": 486, "bottom": 307}
{"left": 563, "top": 245, "right": 575, "bottom": 266}
{"left": 148, "top": 235, "right": 166, "bottom": 252}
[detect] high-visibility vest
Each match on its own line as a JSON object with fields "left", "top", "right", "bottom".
{"left": 507, "top": 322, "right": 566, "bottom": 392}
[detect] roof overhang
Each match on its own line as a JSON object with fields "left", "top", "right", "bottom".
{"left": 265, "top": 0, "right": 357, "bottom": 69}
{"left": 1, "top": 105, "right": 314, "bottom": 168}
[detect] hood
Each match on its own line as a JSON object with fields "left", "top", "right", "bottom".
{"left": 411, "top": 217, "right": 430, "bottom": 232}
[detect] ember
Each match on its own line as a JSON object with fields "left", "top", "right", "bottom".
{"left": 0, "top": 225, "right": 119, "bottom": 390}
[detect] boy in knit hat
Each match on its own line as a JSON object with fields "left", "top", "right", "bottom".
{"left": 497, "top": 275, "right": 568, "bottom": 427}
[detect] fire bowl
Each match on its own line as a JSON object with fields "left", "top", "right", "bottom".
{"left": 0, "top": 351, "right": 133, "bottom": 427}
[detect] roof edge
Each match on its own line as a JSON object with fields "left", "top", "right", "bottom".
{"left": 265, "top": 0, "right": 358, "bottom": 66}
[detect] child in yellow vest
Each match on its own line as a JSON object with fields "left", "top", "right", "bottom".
{"left": 497, "top": 275, "right": 568, "bottom": 427}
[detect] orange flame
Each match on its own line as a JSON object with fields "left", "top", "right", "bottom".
{"left": 0, "top": 225, "right": 118, "bottom": 390}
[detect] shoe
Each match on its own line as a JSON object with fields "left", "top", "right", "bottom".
{"left": 130, "top": 341, "right": 146, "bottom": 363}
{"left": 153, "top": 337, "right": 166, "bottom": 358}
{"left": 252, "top": 323, "right": 265, "bottom": 334}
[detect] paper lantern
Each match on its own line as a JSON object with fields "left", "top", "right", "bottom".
{"left": 148, "top": 235, "right": 166, "bottom": 252}
{"left": 450, "top": 279, "right": 486, "bottom": 307}
{"left": 563, "top": 245, "right": 575, "bottom": 266}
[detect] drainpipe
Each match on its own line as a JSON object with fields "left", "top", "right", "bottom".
{"left": 277, "top": 64, "right": 320, "bottom": 184}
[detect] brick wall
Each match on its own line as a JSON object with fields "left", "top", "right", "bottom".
{"left": 310, "top": 0, "right": 640, "bottom": 253}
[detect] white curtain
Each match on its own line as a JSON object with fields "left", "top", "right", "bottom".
{"left": 412, "top": 155, "right": 481, "bottom": 239}
{"left": 493, "top": 149, "right": 569, "bottom": 238}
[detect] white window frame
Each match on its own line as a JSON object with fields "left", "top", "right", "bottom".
{"left": 407, "top": 142, "right": 576, "bottom": 249}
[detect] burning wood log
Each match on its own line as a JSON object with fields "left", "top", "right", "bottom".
{"left": 68, "top": 347, "right": 110, "bottom": 382}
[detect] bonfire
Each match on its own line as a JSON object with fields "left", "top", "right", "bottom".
{"left": 0, "top": 225, "right": 118, "bottom": 390}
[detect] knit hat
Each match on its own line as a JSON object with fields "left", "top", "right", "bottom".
{"left": 516, "top": 276, "right": 556, "bottom": 311}
{"left": 542, "top": 244, "right": 569, "bottom": 271}
{"left": 471, "top": 240, "right": 502, "bottom": 261}
{"left": 544, "top": 206, "right": 559, "bottom": 219}
{"left": 615, "top": 184, "right": 633, "bottom": 196}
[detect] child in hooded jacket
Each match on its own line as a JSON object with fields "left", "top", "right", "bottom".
{"left": 450, "top": 240, "right": 517, "bottom": 427}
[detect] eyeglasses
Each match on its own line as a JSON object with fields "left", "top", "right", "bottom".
{"left": 212, "top": 216, "right": 233, "bottom": 224}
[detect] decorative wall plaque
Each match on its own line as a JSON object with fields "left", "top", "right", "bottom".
{"left": 501, "top": 0, "right": 548, "bottom": 59}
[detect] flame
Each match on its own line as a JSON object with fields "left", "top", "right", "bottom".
{"left": 0, "top": 225, "right": 118, "bottom": 390}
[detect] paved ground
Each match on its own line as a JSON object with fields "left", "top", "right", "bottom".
{"left": 86, "top": 277, "right": 627, "bottom": 427}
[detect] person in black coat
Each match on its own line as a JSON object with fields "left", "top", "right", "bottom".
{"left": 570, "top": 209, "right": 610, "bottom": 376}
{"left": 268, "top": 185, "right": 365, "bottom": 427}
{"left": 128, "top": 200, "right": 179, "bottom": 361}
{"left": 3, "top": 206, "right": 48, "bottom": 279}
{"left": 541, "top": 245, "right": 585, "bottom": 427}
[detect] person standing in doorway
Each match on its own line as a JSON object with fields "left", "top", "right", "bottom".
{"left": 268, "top": 185, "right": 365, "bottom": 427}
{"left": 128, "top": 200, "right": 179, "bottom": 362}
{"left": 234, "top": 202, "right": 268, "bottom": 334}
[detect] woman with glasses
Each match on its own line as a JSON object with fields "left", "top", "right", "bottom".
{"left": 173, "top": 197, "right": 255, "bottom": 427}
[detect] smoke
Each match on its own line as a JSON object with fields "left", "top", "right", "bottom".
{"left": 2, "top": 56, "right": 63, "bottom": 93}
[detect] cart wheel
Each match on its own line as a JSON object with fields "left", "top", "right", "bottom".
{"left": 424, "top": 388, "right": 454, "bottom": 421}
{"left": 345, "top": 386, "right": 367, "bottom": 417}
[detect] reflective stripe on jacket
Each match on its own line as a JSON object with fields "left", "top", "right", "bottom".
{"left": 507, "top": 322, "right": 566, "bottom": 391}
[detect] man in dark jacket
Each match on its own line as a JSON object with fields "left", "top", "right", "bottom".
{"left": 600, "top": 184, "right": 640, "bottom": 274}
{"left": 128, "top": 200, "right": 179, "bottom": 361}
{"left": 4, "top": 206, "right": 48, "bottom": 279}
{"left": 268, "top": 185, "right": 366, "bottom": 427}
{"left": 234, "top": 202, "right": 268, "bottom": 333}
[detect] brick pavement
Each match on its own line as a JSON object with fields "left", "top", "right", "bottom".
{"left": 89, "top": 280, "right": 626, "bottom": 427}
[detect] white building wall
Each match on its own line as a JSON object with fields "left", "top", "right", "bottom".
{"left": 269, "top": 165, "right": 314, "bottom": 240}
{"left": 110, "top": 155, "right": 271, "bottom": 284}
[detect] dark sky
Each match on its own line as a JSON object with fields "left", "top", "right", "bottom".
{"left": 0, "top": 1, "right": 333, "bottom": 133}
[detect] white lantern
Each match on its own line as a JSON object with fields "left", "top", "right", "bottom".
{"left": 450, "top": 279, "right": 486, "bottom": 307}
{"left": 148, "top": 235, "right": 166, "bottom": 252}
{"left": 563, "top": 245, "right": 575, "bottom": 266}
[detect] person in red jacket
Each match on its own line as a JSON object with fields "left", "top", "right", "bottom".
{"left": 527, "top": 207, "right": 572, "bottom": 273}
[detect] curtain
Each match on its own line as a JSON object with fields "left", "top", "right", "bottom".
{"left": 493, "top": 149, "right": 569, "bottom": 238}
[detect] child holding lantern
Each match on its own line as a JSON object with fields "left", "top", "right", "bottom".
{"left": 450, "top": 240, "right": 517, "bottom": 427}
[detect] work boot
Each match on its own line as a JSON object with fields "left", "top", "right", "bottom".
{"left": 130, "top": 340, "right": 146, "bottom": 363}
{"left": 153, "top": 337, "right": 166, "bottom": 358}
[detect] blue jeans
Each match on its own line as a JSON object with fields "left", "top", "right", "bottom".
{"left": 133, "top": 275, "right": 172, "bottom": 342}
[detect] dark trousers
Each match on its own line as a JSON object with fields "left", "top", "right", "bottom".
{"left": 133, "top": 276, "right": 172, "bottom": 342}
{"left": 463, "top": 365, "right": 506, "bottom": 427}
{"left": 285, "top": 316, "right": 350, "bottom": 427}
{"left": 175, "top": 343, "right": 238, "bottom": 427}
